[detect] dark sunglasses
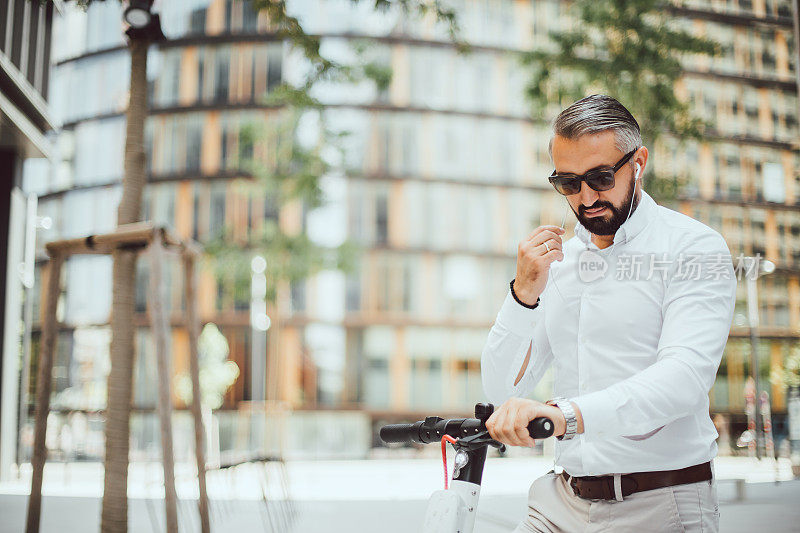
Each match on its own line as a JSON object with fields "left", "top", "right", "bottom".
{"left": 548, "top": 148, "right": 639, "bottom": 196}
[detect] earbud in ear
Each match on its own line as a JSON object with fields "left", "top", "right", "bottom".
{"left": 635, "top": 163, "right": 641, "bottom": 180}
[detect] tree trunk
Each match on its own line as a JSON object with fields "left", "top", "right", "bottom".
{"left": 101, "top": 37, "right": 149, "bottom": 533}
{"left": 184, "top": 253, "right": 211, "bottom": 533}
{"left": 149, "top": 231, "right": 178, "bottom": 533}
{"left": 25, "top": 255, "right": 63, "bottom": 533}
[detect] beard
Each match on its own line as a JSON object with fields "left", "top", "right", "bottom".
{"left": 574, "top": 177, "right": 640, "bottom": 236}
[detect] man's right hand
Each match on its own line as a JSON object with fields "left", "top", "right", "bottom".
{"left": 514, "top": 225, "right": 565, "bottom": 304}
{"left": 485, "top": 397, "right": 566, "bottom": 447}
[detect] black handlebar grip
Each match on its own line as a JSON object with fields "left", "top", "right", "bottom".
{"left": 528, "top": 417, "right": 555, "bottom": 439}
{"left": 380, "top": 423, "right": 419, "bottom": 444}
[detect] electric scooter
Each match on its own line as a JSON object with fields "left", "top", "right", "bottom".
{"left": 380, "top": 403, "right": 554, "bottom": 533}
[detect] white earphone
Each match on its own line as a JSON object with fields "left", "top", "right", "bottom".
{"left": 606, "top": 161, "right": 641, "bottom": 257}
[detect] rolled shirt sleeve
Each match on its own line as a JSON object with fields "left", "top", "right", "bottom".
{"left": 481, "top": 288, "right": 554, "bottom": 406}
{"left": 572, "top": 232, "right": 737, "bottom": 440}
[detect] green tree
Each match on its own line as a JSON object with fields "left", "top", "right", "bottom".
{"left": 772, "top": 342, "right": 800, "bottom": 389}
{"left": 520, "top": 0, "right": 721, "bottom": 204}
{"left": 175, "top": 323, "right": 239, "bottom": 410}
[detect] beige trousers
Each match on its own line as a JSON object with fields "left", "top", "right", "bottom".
{"left": 511, "top": 469, "right": 720, "bottom": 533}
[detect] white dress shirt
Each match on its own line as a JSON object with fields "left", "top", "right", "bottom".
{"left": 481, "top": 189, "right": 737, "bottom": 476}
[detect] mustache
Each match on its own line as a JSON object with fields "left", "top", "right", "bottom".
{"left": 579, "top": 203, "right": 612, "bottom": 214}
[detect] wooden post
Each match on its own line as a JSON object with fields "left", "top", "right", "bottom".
{"left": 183, "top": 251, "right": 211, "bottom": 533}
{"left": 25, "top": 254, "right": 64, "bottom": 533}
{"left": 148, "top": 231, "right": 179, "bottom": 533}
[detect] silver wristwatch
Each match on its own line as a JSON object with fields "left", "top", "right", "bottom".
{"left": 546, "top": 396, "right": 578, "bottom": 441}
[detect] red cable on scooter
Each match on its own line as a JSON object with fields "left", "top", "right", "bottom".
{"left": 440, "top": 435, "right": 458, "bottom": 489}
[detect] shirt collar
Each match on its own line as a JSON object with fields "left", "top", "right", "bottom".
{"left": 574, "top": 189, "right": 657, "bottom": 247}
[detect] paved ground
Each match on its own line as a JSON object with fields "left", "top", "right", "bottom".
{"left": 1, "top": 456, "right": 797, "bottom": 532}
{"left": 2, "top": 482, "right": 799, "bottom": 533}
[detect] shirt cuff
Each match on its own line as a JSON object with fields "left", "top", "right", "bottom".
{"left": 571, "top": 389, "right": 618, "bottom": 441}
{"left": 496, "top": 288, "right": 543, "bottom": 338}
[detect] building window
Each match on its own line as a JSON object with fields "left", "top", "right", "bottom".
{"left": 290, "top": 279, "right": 306, "bottom": 313}
{"left": 214, "top": 47, "right": 230, "bottom": 102}
{"left": 135, "top": 262, "right": 148, "bottom": 313}
{"left": 233, "top": 276, "right": 249, "bottom": 311}
{"left": 209, "top": 181, "right": 227, "bottom": 237}
{"left": 345, "top": 269, "right": 361, "bottom": 312}
{"left": 189, "top": 7, "right": 206, "bottom": 34}
{"left": 267, "top": 45, "right": 282, "bottom": 91}
{"left": 197, "top": 48, "right": 205, "bottom": 102}
{"left": 242, "top": 0, "right": 259, "bottom": 32}
{"left": 762, "top": 161, "right": 785, "bottom": 203}
{"left": 364, "top": 358, "right": 389, "bottom": 409}
{"left": 375, "top": 189, "right": 388, "bottom": 245}
{"left": 224, "top": 0, "right": 234, "bottom": 32}
{"left": 186, "top": 114, "right": 202, "bottom": 172}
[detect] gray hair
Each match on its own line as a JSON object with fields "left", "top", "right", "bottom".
{"left": 548, "top": 94, "right": 642, "bottom": 168}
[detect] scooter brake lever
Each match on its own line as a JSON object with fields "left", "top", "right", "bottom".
{"left": 455, "top": 430, "right": 505, "bottom": 451}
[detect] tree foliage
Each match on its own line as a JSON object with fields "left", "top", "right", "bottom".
{"left": 205, "top": 1, "right": 462, "bottom": 301}
{"left": 176, "top": 324, "right": 240, "bottom": 409}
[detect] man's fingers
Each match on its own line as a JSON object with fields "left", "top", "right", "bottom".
{"left": 526, "top": 225, "right": 565, "bottom": 242}
{"left": 514, "top": 422, "right": 535, "bottom": 447}
{"left": 536, "top": 240, "right": 563, "bottom": 258}
{"left": 518, "top": 404, "right": 540, "bottom": 447}
{"left": 508, "top": 410, "right": 536, "bottom": 447}
{"left": 486, "top": 412, "right": 497, "bottom": 440}
{"left": 529, "top": 230, "right": 564, "bottom": 248}
{"left": 488, "top": 399, "right": 542, "bottom": 448}
{"left": 501, "top": 407, "right": 519, "bottom": 446}
{"left": 493, "top": 404, "right": 512, "bottom": 446}
{"left": 487, "top": 409, "right": 505, "bottom": 443}
{"left": 542, "top": 249, "right": 565, "bottom": 264}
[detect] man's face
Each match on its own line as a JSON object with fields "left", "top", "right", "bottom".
{"left": 551, "top": 131, "right": 643, "bottom": 236}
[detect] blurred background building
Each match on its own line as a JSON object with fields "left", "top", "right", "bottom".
{"left": 4, "top": 0, "right": 799, "bottom": 468}
{"left": 0, "top": 0, "right": 54, "bottom": 481}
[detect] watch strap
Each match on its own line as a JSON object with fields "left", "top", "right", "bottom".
{"left": 547, "top": 396, "right": 578, "bottom": 441}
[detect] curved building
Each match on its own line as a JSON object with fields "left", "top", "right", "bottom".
{"left": 16, "top": 0, "right": 800, "bottom": 460}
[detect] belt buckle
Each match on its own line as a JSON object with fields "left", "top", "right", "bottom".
{"left": 572, "top": 475, "right": 616, "bottom": 501}
{"left": 573, "top": 476, "right": 602, "bottom": 501}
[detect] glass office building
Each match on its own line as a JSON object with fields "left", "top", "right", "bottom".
{"left": 17, "top": 0, "right": 799, "bottom": 458}
{"left": 0, "top": 0, "right": 55, "bottom": 480}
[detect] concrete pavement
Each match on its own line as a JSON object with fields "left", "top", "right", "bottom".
{"left": 1, "top": 456, "right": 797, "bottom": 532}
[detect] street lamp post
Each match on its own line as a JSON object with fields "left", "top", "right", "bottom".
{"left": 16, "top": 196, "right": 50, "bottom": 471}
{"left": 744, "top": 255, "right": 775, "bottom": 459}
{"left": 123, "top": 0, "right": 155, "bottom": 28}
{"left": 251, "top": 255, "right": 270, "bottom": 402}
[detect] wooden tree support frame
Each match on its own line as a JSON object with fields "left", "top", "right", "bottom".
{"left": 24, "top": 222, "right": 211, "bottom": 533}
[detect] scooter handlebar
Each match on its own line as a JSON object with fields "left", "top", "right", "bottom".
{"left": 527, "top": 417, "right": 555, "bottom": 440}
{"left": 379, "top": 415, "right": 554, "bottom": 445}
{"left": 379, "top": 422, "right": 423, "bottom": 444}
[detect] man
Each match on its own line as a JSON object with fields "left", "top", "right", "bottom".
{"left": 481, "top": 94, "right": 736, "bottom": 532}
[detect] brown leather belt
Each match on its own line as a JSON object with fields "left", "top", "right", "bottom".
{"left": 560, "top": 461, "right": 712, "bottom": 501}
